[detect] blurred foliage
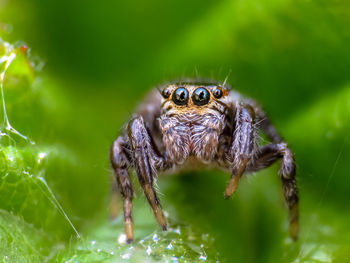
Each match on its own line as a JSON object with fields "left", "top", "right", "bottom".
{"left": 1, "top": 0, "right": 350, "bottom": 262}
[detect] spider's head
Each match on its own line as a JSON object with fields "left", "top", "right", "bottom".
{"left": 160, "top": 82, "right": 230, "bottom": 116}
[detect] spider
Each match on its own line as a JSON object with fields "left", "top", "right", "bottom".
{"left": 110, "top": 80, "right": 299, "bottom": 243}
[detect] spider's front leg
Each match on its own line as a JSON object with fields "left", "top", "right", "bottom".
{"left": 225, "top": 103, "right": 256, "bottom": 198}
{"left": 110, "top": 137, "right": 134, "bottom": 243}
{"left": 127, "top": 116, "right": 168, "bottom": 231}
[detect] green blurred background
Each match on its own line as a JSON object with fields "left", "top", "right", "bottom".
{"left": 1, "top": 0, "right": 350, "bottom": 262}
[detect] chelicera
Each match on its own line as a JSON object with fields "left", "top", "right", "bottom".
{"left": 110, "top": 80, "right": 299, "bottom": 243}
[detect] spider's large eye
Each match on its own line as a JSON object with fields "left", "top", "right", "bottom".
{"left": 192, "top": 87, "right": 210, "bottom": 106}
{"left": 162, "top": 88, "right": 171, "bottom": 99}
{"left": 212, "top": 87, "right": 223, "bottom": 99}
{"left": 172, "top": 87, "right": 189, "bottom": 106}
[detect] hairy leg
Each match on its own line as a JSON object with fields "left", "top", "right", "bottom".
{"left": 247, "top": 143, "right": 299, "bottom": 240}
{"left": 109, "top": 177, "right": 121, "bottom": 220}
{"left": 225, "top": 104, "right": 256, "bottom": 198}
{"left": 251, "top": 102, "right": 283, "bottom": 143}
{"left": 250, "top": 104, "right": 299, "bottom": 239}
{"left": 110, "top": 137, "right": 134, "bottom": 243}
{"left": 128, "top": 116, "right": 167, "bottom": 231}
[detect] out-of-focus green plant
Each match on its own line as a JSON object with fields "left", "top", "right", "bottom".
{"left": 0, "top": 39, "right": 79, "bottom": 257}
{"left": 1, "top": 0, "right": 350, "bottom": 262}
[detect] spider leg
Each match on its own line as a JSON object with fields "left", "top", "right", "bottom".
{"left": 127, "top": 116, "right": 168, "bottom": 231}
{"left": 110, "top": 137, "right": 134, "bottom": 243}
{"left": 109, "top": 177, "right": 121, "bottom": 220}
{"left": 247, "top": 143, "right": 299, "bottom": 240}
{"left": 252, "top": 105, "right": 299, "bottom": 240}
{"left": 225, "top": 104, "right": 256, "bottom": 199}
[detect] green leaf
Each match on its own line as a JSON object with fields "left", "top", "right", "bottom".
{"left": 0, "top": 145, "right": 76, "bottom": 236}
{"left": 0, "top": 209, "right": 55, "bottom": 262}
{"left": 53, "top": 201, "right": 221, "bottom": 262}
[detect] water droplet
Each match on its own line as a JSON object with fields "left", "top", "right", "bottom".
{"left": 146, "top": 246, "right": 152, "bottom": 255}
{"left": 166, "top": 242, "right": 174, "bottom": 250}
{"left": 38, "top": 152, "right": 47, "bottom": 163}
{"left": 152, "top": 234, "right": 160, "bottom": 243}
{"left": 174, "top": 227, "right": 181, "bottom": 235}
{"left": 199, "top": 254, "right": 207, "bottom": 261}
{"left": 118, "top": 234, "right": 127, "bottom": 244}
{"left": 121, "top": 252, "right": 131, "bottom": 259}
{"left": 91, "top": 240, "right": 96, "bottom": 246}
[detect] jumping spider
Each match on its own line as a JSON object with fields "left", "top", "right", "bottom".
{"left": 110, "top": 80, "right": 299, "bottom": 243}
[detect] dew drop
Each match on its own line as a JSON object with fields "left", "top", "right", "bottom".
{"left": 121, "top": 252, "right": 131, "bottom": 259}
{"left": 38, "top": 152, "right": 47, "bottom": 163}
{"left": 199, "top": 254, "right": 207, "bottom": 261}
{"left": 118, "top": 234, "right": 127, "bottom": 244}
{"left": 39, "top": 152, "right": 47, "bottom": 159}
{"left": 174, "top": 227, "right": 181, "bottom": 235}
{"left": 152, "top": 234, "right": 160, "bottom": 243}
{"left": 146, "top": 246, "right": 152, "bottom": 255}
{"left": 166, "top": 242, "right": 174, "bottom": 250}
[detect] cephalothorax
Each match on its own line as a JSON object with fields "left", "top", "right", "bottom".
{"left": 110, "top": 80, "right": 299, "bottom": 243}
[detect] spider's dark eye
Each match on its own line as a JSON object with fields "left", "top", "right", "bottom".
{"left": 213, "top": 87, "right": 223, "bottom": 99}
{"left": 172, "top": 87, "right": 189, "bottom": 106}
{"left": 192, "top": 87, "right": 210, "bottom": 106}
{"left": 162, "top": 88, "right": 171, "bottom": 99}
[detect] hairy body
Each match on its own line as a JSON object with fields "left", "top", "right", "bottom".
{"left": 110, "top": 80, "right": 299, "bottom": 243}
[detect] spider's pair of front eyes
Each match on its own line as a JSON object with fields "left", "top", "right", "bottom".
{"left": 162, "top": 87, "right": 223, "bottom": 106}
